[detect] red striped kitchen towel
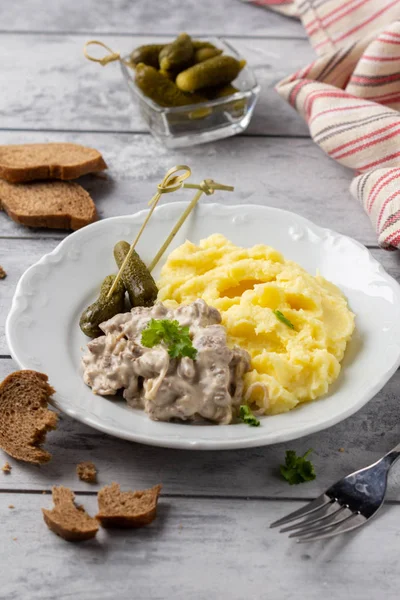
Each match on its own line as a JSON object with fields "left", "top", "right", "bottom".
{"left": 243, "top": 0, "right": 400, "bottom": 249}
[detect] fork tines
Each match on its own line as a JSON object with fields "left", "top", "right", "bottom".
{"left": 270, "top": 493, "right": 366, "bottom": 542}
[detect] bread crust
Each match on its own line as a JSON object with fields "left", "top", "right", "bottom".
{"left": 0, "top": 143, "right": 107, "bottom": 183}
{"left": 43, "top": 486, "right": 99, "bottom": 542}
{"left": 96, "top": 483, "right": 162, "bottom": 528}
{"left": 0, "top": 180, "right": 97, "bottom": 230}
{"left": 0, "top": 370, "right": 57, "bottom": 463}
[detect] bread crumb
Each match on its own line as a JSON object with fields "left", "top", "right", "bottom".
{"left": 76, "top": 461, "right": 97, "bottom": 483}
{"left": 42, "top": 490, "right": 47, "bottom": 494}
{"left": 12, "top": 537, "right": 17, "bottom": 541}
{"left": 8, "top": 505, "right": 14, "bottom": 509}
{"left": 338, "top": 447, "right": 345, "bottom": 453}
{"left": 2, "top": 461, "right": 11, "bottom": 474}
{"left": 0, "top": 266, "right": 6, "bottom": 279}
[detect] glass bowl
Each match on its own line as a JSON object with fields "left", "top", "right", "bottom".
{"left": 120, "top": 38, "right": 260, "bottom": 148}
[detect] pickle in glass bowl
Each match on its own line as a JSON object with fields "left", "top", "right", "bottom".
{"left": 120, "top": 37, "right": 260, "bottom": 148}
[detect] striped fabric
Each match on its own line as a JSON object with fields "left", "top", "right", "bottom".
{"left": 243, "top": 0, "right": 400, "bottom": 248}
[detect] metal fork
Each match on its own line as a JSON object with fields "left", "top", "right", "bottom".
{"left": 270, "top": 442, "right": 400, "bottom": 542}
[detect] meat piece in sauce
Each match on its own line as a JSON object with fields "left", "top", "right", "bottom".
{"left": 81, "top": 299, "right": 250, "bottom": 425}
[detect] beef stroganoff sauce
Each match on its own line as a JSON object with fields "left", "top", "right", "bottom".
{"left": 82, "top": 300, "right": 250, "bottom": 424}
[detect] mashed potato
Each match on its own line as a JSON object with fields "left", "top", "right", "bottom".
{"left": 157, "top": 234, "right": 355, "bottom": 415}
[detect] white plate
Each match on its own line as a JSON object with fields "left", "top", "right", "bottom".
{"left": 6, "top": 203, "right": 400, "bottom": 449}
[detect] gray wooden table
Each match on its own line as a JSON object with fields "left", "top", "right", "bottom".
{"left": 1, "top": 2, "right": 400, "bottom": 599}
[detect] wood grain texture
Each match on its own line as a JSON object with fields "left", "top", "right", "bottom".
{"left": 0, "top": 34, "right": 314, "bottom": 136}
{"left": 0, "top": 0, "right": 306, "bottom": 37}
{"left": 1, "top": 493, "right": 400, "bottom": 600}
{"left": 1, "top": 356, "right": 400, "bottom": 501}
{"left": 0, "top": 131, "right": 377, "bottom": 245}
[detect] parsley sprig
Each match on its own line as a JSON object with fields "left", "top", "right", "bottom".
{"left": 239, "top": 405, "right": 260, "bottom": 427}
{"left": 141, "top": 319, "right": 197, "bottom": 360}
{"left": 274, "top": 310, "right": 295, "bottom": 330}
{"left": 280, "top": 449, "right": 316, "bottom": 485}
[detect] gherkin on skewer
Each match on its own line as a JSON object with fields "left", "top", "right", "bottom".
{"left": 79, "top": 275, "right": 126, "bottom": 338}
{"left": 114, "top": 241, "right": 158, "bottom": 308}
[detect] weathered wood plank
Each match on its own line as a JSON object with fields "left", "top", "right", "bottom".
{"left": 0, "top": 34, "right": 314, "bottom": 136}
{"left": 0, "top": 0, "right": 306, "bottom": 37}
{"left": 1, "top": 354, "right": 400, "bottom": 501}
{"left": 1, "top": 493, "right": 400, "bottom": 600}
{"left": 0, "top": 131, "right": 375, "bottom": 245}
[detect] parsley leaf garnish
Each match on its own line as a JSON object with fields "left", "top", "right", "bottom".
{"left": 239, "top": 405, "right": 260, "bottom": 427}
{"left": 280, "top": 449, "right": 316, "bottom": 485}
{"left": 274, "top": 309, "right": 295, "bottom": 330}
{"left": 141, "top": 319, "right": 197, "bottom": 360}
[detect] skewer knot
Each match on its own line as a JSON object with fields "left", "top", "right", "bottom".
{"left": 83, "top": 40, "right": 121, "bottom": 66}
{"left": 155, "top": 165, "right": 192, "bottom": 197}
{"left": 198, "top": 179, "right": 215, "bottom": 195}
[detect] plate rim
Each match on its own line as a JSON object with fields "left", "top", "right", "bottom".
{"left": 6, "top": 202, "right": 400, "bottom": 450}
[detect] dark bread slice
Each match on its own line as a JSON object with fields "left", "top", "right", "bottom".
{"left": 0, "top": 370, "right": 57, "bottom": 464}
{"left": 43, "top": 486, "right": 99, "bottom": 542}
{"left": 0, "top": 143, "right": 107, "bottom": 183}
{"left": 0, "top": 180, "right": 97, "bottom": 230}
{"left": 96, "top": 483, "right": 162, "bottom": 528}
{"left": 76, "top": 461, "right": 97, "bottom": 483}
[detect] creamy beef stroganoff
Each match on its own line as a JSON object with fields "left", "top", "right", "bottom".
{"left": 82, "top": 299, "right": 250, "bottom": 424}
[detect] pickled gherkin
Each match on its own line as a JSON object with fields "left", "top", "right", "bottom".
{"left": 135, "top": 63, "right": 204, "bottom": 107}
{"left": 194, "top": 47, "right": 222, "bottom": 64}
{"left": 192, "top": 40, "right": 218, "bottom": 51}
{"left": 159, "top": 33, "right": 194, "bottom": 73}
{"left": 176, "top": 56, "right": 246, "bottom": 92}
{"left": 214, "top": 84, "right": 240, "bottom": 98}
{"left": 129, "top": 44, "right": 165, "bottom": 68}
{"left": 79, "top": 275, "right": 125, "bottom": 338}
{"left": 215, "top": 84, "right": 246, "bottom": 115}
{"left": 159, "top": 69, "right": 175, "bottom": 81}
{"left": 114, "top": 241, "right": 158, "bottom": 308}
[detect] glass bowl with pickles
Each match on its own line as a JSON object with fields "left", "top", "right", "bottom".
{"left": 120, "top": 34, "right": 260, "bottom": 148}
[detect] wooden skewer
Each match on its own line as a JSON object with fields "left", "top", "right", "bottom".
{"left": 107, "top": 165, "right": 191, "bottom": 298}
{"left": 107, "top": 169, "right": 234, "bottom": 298}
{"left": 148, "top": 180, "right": 234, "bottom": 273}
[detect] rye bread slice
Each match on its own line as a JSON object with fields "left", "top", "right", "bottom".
{"left": 0, "top": 179, "right": 97, "bottom": 230}
{"left": 42, "top": 486, "right": 99, "bottom": 542}
{"left": 0, "top": 143, "right": 107, "bottom": 183}
{"left": 0, "top": 370, "right": 57, "bottom": 464}
{"left": 96, "top": 483, "right": 162, "bottom": 528}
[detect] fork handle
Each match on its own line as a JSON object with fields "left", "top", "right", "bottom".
{"left": 382, "top": 443, "right": 400, "bottom": 467}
